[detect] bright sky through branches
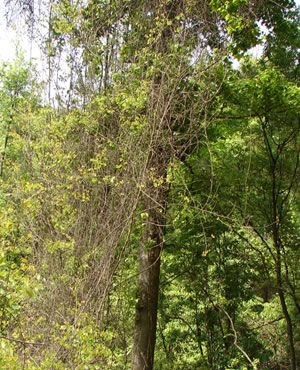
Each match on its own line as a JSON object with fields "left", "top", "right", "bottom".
{"left": 0, "top": 1, "right": 42, "bottom": 63}
{"left": 0, "top": 0, "right": 299, "bottom": 66}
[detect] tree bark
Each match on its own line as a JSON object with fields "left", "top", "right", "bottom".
{"left": 131, "top": 3, "right": 181, "bottom": 368}
{"left": 132, "top": 184, "right": 166, "bottom": 370}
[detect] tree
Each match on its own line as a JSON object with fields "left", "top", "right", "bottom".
{"left": 0, "top": 1, "right": 299, "bottom": 370}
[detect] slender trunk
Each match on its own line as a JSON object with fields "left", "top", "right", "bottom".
{"left": 47, "top": 1, "right": 53, "bottom": 104}
{"left": 272, "top": 205, "right": 296, "bottom": 370}
{"left": 274, "top": 232, "right": 296, "bottom": 370}
{"left": 271, "top": 167, "right": 296, "bottom": 370}
{"left": 262, "top": 121, "right": 297, "bottom": 370}
{"left": 195, "top": 297, "right": 204, "bottom": 357}
{"left": 205, "top": 307, "right": 215, "bottom": 370}
{"left": 1, "top": 98, "right": 15, "bottom": 177}
{"left": 132, "top": 236, "right": 162, "bottom": 370}
{"left": 276, "top": 263, "right": 297, "bottom": 370}
{"left": 283, "top": 257, "right": 300, "bottom": 315}
{"left": 132, "top": 188, "right": 166, "bottom": 370}
{"left": 0, "top": 131, "right": 9, "bottom": 177}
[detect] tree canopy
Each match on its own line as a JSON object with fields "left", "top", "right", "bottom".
{"left": 0, "top": 1, "right": 299, "bottom": 369}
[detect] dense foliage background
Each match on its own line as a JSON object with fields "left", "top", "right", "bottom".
{"left": 0, "top": 0, "right": 299, "bottom": 369}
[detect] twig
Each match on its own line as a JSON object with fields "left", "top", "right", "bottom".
{"left": 0, "top": 335, "right": 45, "bottom": 346}
{"left": 222, "top": 309, "right": 257, "bottom": 369}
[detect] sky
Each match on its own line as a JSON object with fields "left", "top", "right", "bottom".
{"left": 0, "top": 2, "right": 28, "bottom": 61}
{"left": 0, "top": 1, "right": 43, "bottom": 65}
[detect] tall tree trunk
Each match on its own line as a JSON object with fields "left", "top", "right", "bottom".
{"left": 132, "top": 220, "right": 163, "bottom": 370}
{"left": 275, "top": 257, "right": 297, "bottom": 370}
{"left": 263, "top": 121, "right": 297, "bottom": 370}
{"left": 272, "top": 214, "right": 296, "bottom": 370}
{"left": 132, "top": 153, "right": 167, "bottom": 370}
{"left": 131, "top": 2, "right": 182, "bottom": 368}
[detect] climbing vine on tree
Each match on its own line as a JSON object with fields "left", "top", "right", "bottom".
{"left": 0, "top": 1, "right": 299, "bottom": 369}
